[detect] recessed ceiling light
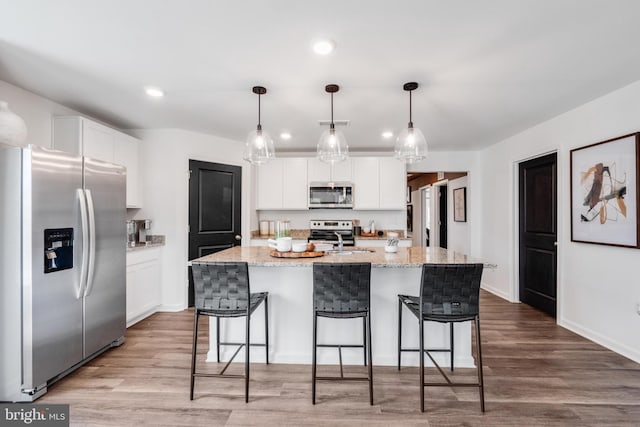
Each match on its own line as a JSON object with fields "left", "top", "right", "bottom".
{"left": 382, "top": 131, "right": 393, "bottom": 139}
{"left": 280, "top": 132, "right": 292, "bottom": 140}
{"left": 144, "top": 86, "right": 164, "bottom": 97}
{"left": 312, "top": 39, "right": 335, "bottom": 55}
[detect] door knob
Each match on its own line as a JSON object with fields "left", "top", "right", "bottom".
{"left": 553, "top": 241, "right": 558, "bottom": 246}
{"left": 235, "top": 235, "right": 242, "bottom": 241}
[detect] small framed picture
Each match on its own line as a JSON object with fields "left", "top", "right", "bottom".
{"left": 407, "top": 204, "right": 413, "bottom": 232}
{"left": 453, "top": 187, "right": 466, "bottom": 222}
{"left": 406, "top": 185, "right": 412, "bottom": 203}
{"left": 570, "top": 132, "right": 639, "bottom": 248}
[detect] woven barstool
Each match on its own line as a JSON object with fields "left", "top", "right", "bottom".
{"left": 190, "top": 262, "right": 268, "bottom": 402}
{"left": 397, "top": 263, "right": 485, "bottom": 412}
{"left": 312, "top": 262, "right": 373, "bottom": 405}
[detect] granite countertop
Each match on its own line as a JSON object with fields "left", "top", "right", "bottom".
{"left": 192, "top": 246, "right": 492, "bottom": 268}
{"left": 126, "top": 235, "right": 166, "bottom": 252}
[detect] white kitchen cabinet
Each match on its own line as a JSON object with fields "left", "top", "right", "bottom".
{"left": 307, "top": 158, "right": 352, "bottom": 183}
{"left": 282, "top": 158, "right": 308, "bottom": 209}
{"left": 352, "top": 157, "right": 380, "bottom": 209}
{"left": 114, "top": 133, "right": 142, "bottom": 208}
{"left": 53, "top": 116, "right": 142, "bottom": 208}
{"left": 126, "top": 248, "right": 161, "bottom": 327}
{"left": 352, "top": 157, "right": 405, "bottom": 210}
{"left": 378, "top": 158, "right": 406, "bottom": 209}
{"left": 257, "top": 158, "right": 308, "bottom": 210}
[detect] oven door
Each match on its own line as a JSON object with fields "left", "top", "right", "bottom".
{"left": 308, "top": 184, "right": 353, "bottom": 209}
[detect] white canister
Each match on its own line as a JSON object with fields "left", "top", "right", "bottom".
{"left": 259, "top": 220, "right": 269, "bottom": 236}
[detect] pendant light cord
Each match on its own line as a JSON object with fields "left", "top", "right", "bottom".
{"left": 408, "top": 90, "right": 413, "bottom": 128}
{"left": 257, "top": 93, "right": 262, "bottom": 131}
{"left": 330, "top": 92, "right": 335, "bottom": 130}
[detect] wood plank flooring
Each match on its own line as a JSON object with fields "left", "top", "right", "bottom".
{"left": 40, "top": 290, "right": 640, "bottom": 426}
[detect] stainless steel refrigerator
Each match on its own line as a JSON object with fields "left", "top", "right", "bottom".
{"left": 0, "top": 143, "right": 126, "bottom": 402}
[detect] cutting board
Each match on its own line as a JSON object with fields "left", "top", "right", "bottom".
{"left": 270, "top": 250, "right": 325, "bottom": 258}
{"left": 358, "top": 232, "right": 379, "bottom": 238}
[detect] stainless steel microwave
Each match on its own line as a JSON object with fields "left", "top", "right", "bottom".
{"left": 308, "top": 182, "right": 353, "bottom": 209}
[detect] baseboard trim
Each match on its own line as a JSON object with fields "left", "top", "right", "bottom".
{"left": 481, "top": 282, "right": 512, "bottom": 301}
{"left": 126, "top": 306, "right": 159, "bottom": 328}
{"left": 157, "top": 303, "right": 186, "bottom": 312}
{"left": 559, "top": 318, "right": 640, "bottom": 364}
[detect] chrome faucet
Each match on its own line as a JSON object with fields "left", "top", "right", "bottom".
{"left": 334, "top": 231, "right": 344, "bottom": 252}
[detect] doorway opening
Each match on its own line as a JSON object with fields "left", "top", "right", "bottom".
{"left": 407, "top": 172, "right": 467, "bottom": 251}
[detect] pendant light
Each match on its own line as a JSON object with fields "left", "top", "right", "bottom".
{"left": 244, "top": 86, "right": 275, "bottom": 165}
{"left": 317, "top": 84, "right": 348, "bottom": 164}
{"left": 394, "top": 82, "right": 428, "bottom": 163}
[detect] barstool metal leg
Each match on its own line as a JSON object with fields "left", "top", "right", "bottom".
{"left": 190, "top": 309, "right": 200, "bottom": 400}
{"left": 312, "top": 312, "right": 317, "bottom": 404}
{"left": 367, "top": 312, "right": 374, "bottom": 406}
{"left": 397, "top": 298, "right": 402, "bottom": 370}
{"left": 264, "top": 295, "right": 269, "bottom": 365}
{"left": 450, "top": 322, "right": 454, "bottom": 372}
{"left": 475, "top": 315, "right": 485, "bottom": 412}
{"left": 362, "top": 316, "right": 367, "bottom": 366}
{"left": 216, "top": 317, "right": 221, "bottom": 363}
{"left": 419, "top": 317, "right": 425, "bottom": 412}
{"left": 245, "top": 314, "right": 250, "bottom": 403}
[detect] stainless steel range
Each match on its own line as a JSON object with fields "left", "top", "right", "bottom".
{"left": 308, "top": 220, "right": 355, "bottom": 247}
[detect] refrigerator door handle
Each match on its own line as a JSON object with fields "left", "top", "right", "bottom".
{"left": 84, "top": 189, "right": 97, "bottom": 297}
{"left": 77, "top": 188, "right": 89, "bottom": 299}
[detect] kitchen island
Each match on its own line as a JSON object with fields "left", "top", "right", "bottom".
{"left": 193, "top": 246, "right": 487, "bottom": 368}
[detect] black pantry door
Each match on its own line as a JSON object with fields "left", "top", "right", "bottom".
{"left": 439, "top": 185, "right": 448, "bottom": 249}
{"left": 188, "top": 160, "right": 242, "bottom": 306}
{"left": 519, "top": 153, "right": 557, "bottom": 317}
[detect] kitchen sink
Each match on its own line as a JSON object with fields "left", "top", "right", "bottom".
{"left": 326, "top": 249, "right": 374, "bottom": 255}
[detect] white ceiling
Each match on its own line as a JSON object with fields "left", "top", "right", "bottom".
{"left": 1, "top": 0, "right": 640, "bottom": 152}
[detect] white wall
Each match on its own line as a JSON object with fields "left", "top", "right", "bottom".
{"left": 131, "top": 129, "right": 254, "bottom": 312}
{"left": 447, "top": 176, "right": 469, "bottom": 255}
{"left": 0, "top": 80, "right": 77, "bottom": 147}
{"left": 479, "top": 79, "right": 640, "bottom": 363}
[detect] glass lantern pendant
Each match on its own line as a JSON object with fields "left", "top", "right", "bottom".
{"left": 317, "top": 84, "right": 348, "bottom": 164}
{"left": 394, "top": 82, "right": 428, "bottom": 164}
{"left": 244, "top": 86, "right": 275, "bottom": 165}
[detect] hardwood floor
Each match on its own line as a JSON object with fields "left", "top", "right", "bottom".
{"left": 41, "top": 290, "right": 640, "bottom": 426}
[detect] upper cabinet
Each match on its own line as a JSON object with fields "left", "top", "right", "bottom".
{"left": 352, "top": 157, "right": 405, "bottom": 210}
{"left": 256, "top": 156, "right": 404, "bottom": 211}
{"left": 307, "top": 158, "right": 352, "bottom": 182}
{"left": 53, "top": 116, "right": 142, "bottom": 208}
{"left": 256, "top": 158, "right": 308, "bottom": 210}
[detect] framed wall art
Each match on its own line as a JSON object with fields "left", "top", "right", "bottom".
{"left": 407, "top": 204, "right": 413, "bottom": 232}
{"left": 453, "top": 187, "right": 467, "bottom": 222}
{"left": 570, "top": 132, "right": 640, "bottom": 248}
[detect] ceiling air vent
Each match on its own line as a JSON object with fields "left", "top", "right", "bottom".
{"left": 317, "top": 120, "right": 350, "bottom": 126}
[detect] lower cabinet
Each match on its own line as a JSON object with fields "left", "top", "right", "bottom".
{"left": 126, "top": 248, "right": 161, "bottom": 327}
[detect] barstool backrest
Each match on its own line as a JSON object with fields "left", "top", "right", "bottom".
{"left": 191, "top": 262, "right": 250, "bottom": 311}
{"left": 313, "top": 263, "right": 372, "bottom": 313}
{"left": 420, "top": 264, "right": 484, "bottom": 317}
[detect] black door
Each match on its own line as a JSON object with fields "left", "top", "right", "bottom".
{"left": 439, "top": 185, "right": 447, "bottom": 249}
{"left": 188, "top": 160, "right": 242, "bottom": 306}
{"left": 519, "top": 153, "right": 557, "bottom": 317}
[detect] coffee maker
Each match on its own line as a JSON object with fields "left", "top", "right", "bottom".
{"left": 126, "top": 219, "right": 152, "bottom": 246}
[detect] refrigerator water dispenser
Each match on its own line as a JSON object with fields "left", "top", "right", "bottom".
{"left": 44, "top": 228, "right": 74, "bottom": 273}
